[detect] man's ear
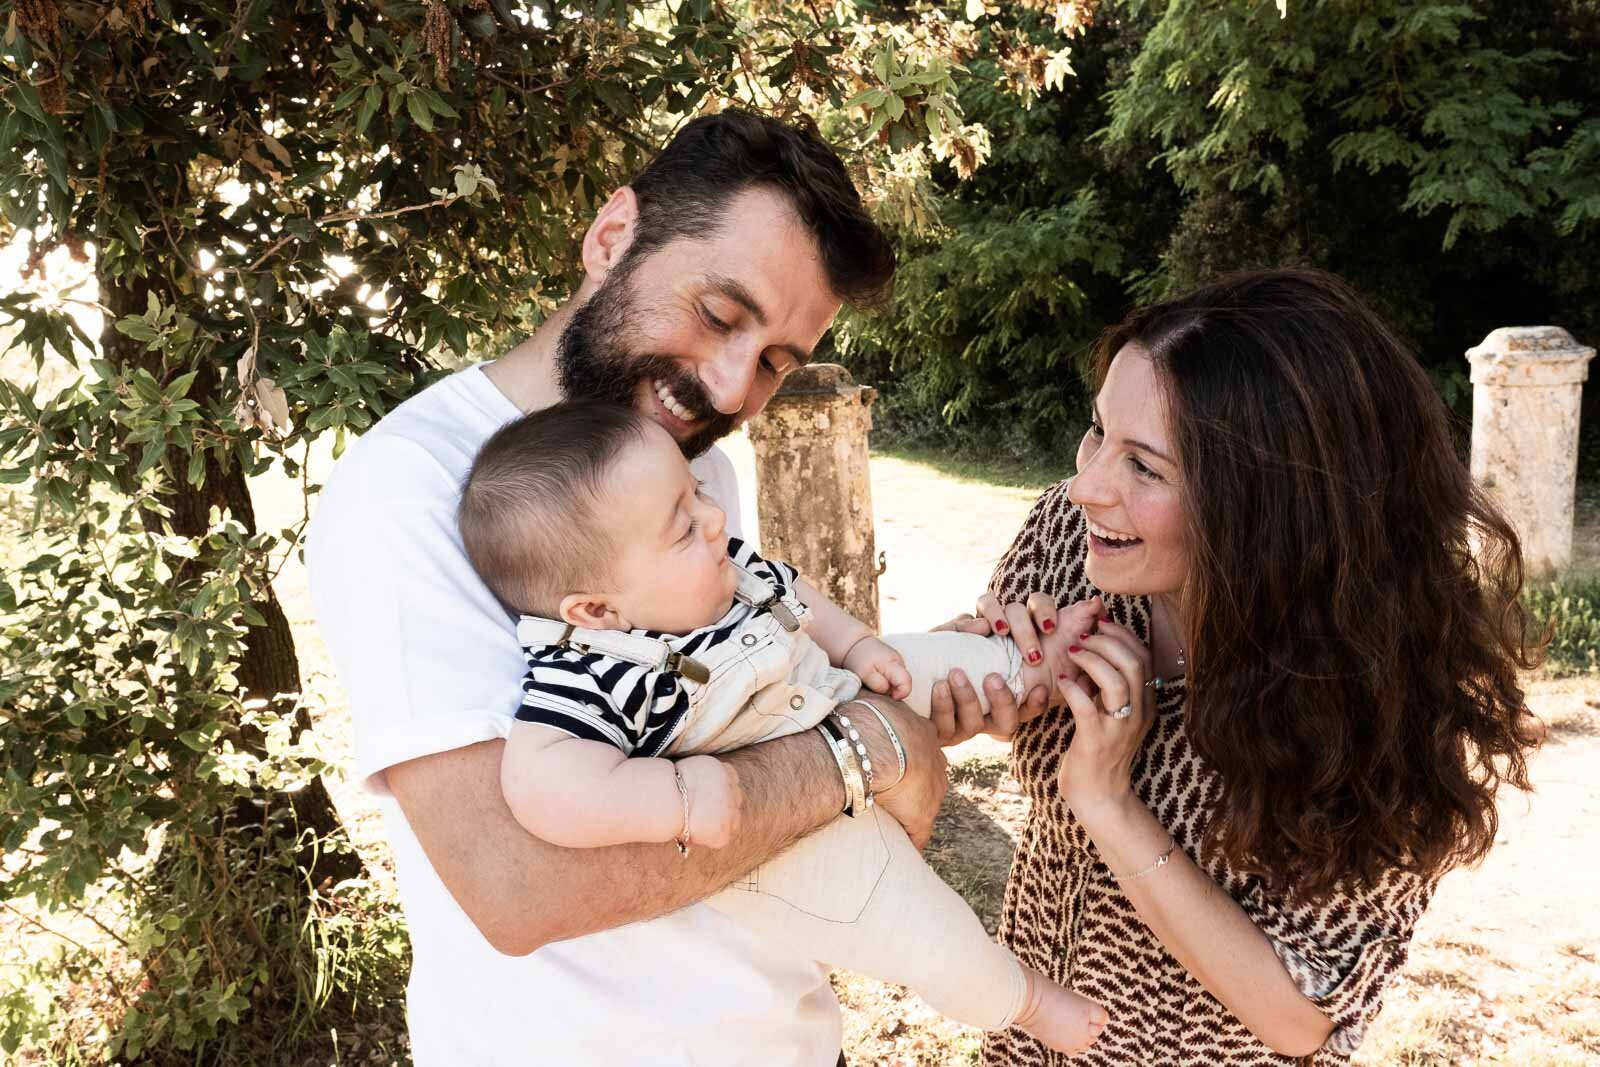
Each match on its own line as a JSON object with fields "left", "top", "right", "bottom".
{"left": 579, "top": 187, "right": 640, "bottom": 285}
{"left": 558, "top": 592, "right": 628, "bottom": 631}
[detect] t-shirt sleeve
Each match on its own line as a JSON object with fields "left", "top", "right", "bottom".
{"left": 306, "top": 436, "right": 527, "bottom": 794}
{"left": 517, "top": 652, "right": 689, "bottom": 758}
{"left": 1243, "top": 869, "right": 1435, "bottom": 1057}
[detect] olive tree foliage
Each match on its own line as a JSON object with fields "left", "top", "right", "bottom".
{"left": 0, "top": 0, "right": 1087, "bottom": 1058}
{"left": 842, "top": 0, "right": 1600, "bottom": 457}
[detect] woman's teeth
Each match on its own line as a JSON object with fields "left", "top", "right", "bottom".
{"left": 1088, "top": 520, "right": 1141, "bottom": 546}
{"left": 654, "top": 380, "right": 697, "bottom": 423}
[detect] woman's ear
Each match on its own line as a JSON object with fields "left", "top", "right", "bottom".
{"left": 559, "top": 592, "right": 628, "bottom": 631}
{"left": 579, "top": 186, "right": 640, "bottom": 285}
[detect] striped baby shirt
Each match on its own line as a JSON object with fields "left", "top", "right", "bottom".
{"left": 514, "top": 537, "right": 800, "bottom": 756}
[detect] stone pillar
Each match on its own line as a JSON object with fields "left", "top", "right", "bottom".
{"left": 745, "top": 364, "right": 881, "bottom": 629}
{"left": 1466, "top": 326, "right": 1596, "bottom": 579}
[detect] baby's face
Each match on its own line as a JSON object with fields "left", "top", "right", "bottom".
{"left": 604, "top": 423, "right": 741, "bottom": 633}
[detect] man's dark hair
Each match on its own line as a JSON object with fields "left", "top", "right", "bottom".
{"left": 625, "top": 109, "right": 896, "bottom": 310}
{"left": 458, "top": 401, "right": 653, "bottom": 618}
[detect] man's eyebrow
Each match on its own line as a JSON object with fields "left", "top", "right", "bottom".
{"left": 705, "top": 274, "right": 813, "bottom": 367}
{"left": 1092, "top": 400, "right": 1175, "bottom": 465}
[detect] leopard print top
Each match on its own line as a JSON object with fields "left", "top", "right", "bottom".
{"left": 981, "top": 484, "right": 1434, "bottom": 1067}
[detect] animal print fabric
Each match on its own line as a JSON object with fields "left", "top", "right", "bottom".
{"left": 979, "top": 483, "right": 1434, "bottom": 1067}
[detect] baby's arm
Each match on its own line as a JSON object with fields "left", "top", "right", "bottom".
{"left": 501, "top": 723, "right": 742, "bottom": 850}
{"left": 794, "top": 578, "right": 912, "bottom": 699}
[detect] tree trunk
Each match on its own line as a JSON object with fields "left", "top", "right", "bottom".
{"left": 101, "top": 275, "right": 362, "bottom": 887}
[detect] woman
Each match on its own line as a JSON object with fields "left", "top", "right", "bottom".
{"left": 932, "top": 269, "right": 1543, "bottom": 1065}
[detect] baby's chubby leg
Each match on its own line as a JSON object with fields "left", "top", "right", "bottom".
{"left": 708, "top": 806, "right": 1106, "bottom": 1052}
{"left": 878, "top": 631, "right": 1024, "bottom": 721}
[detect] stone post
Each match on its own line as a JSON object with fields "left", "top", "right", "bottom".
{"left": 745, "top": 364, "right": 881, "bottom": 629}
{"left": 1465, "top": 326, "right": 1596, "bottom": 579}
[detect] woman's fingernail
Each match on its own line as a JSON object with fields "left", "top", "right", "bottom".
{"left": 1068, "top": 644, "right": 1082, "bottom": 653}
{"left": 1057, "top": 672, "right": 1070, "bottom": 681}
{"left": 1100, "top": 616, "right": 1112, "bottom": 624}
{"left": 1078, "top": 632, "right": 1090, "bottom": 640}
{"left": 994, "top": 620, "right": 1009, "bottom": 634}
{"left": 1040, "top": 618, "right": 1056, "bottom": 633}
{"left": 1026, "top": 649, "right": 1042, "bottom": 664}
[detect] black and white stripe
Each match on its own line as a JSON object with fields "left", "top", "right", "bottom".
{"left": 514, "top": 538, "right": 800, "bottom": 756}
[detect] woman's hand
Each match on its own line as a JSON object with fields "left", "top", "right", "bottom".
{"left": 1055, "top": 615, "right": 1158, "bottom": 820}
{"left": 929, "top": 596, "right": 1103, "bottom": 745}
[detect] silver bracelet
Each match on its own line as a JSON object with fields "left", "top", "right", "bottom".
{"left": 844, "top": 699, "right": 906, "bottom": 786}
{"left": 672, "top": 763, "right": 692, "bottom": 857}
{"left": 816, "top": 718, "right": 864, "bottom": 816}
{"left": 1116, "top": 833, "right": 1176, "bottom": 881}
{"left": 831, "top": 710, "right": 875, "bottom": 809}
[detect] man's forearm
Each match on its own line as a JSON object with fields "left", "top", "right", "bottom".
{"left": 388, "top": 730, "right": 843, "bottom": 956}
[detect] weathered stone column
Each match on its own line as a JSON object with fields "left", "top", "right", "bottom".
{"left": 746, "top": 364, "right": 880, "bottom": 629}
{"left": 1466, "top": 327, "right": 1596, "bottom": 579}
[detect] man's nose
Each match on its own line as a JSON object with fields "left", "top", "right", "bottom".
{"left": 698, "top": 348, "right": 760, "bottom": 416}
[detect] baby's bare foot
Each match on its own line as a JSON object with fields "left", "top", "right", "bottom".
{"left": 1012, "top": 964, "right": 1109, "bottom": 1057}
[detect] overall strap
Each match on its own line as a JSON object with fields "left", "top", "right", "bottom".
{"left": 732, "top": 562, "right": 801, "bottom": 632}
{"left": 515, "top": 617, "right": 711, "bottom": 684}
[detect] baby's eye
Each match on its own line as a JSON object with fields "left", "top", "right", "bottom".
{"left": 680, "top": 518, "right": 700, "bottom": 544}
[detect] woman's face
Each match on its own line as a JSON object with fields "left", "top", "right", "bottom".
{"left": 1068, "top": 345, "right": 1189, "bottom": 598}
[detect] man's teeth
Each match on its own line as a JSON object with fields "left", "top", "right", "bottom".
{"left": 1088, "top": 520, "right": 1140, "bottom": 545}
{"left": 654, "top": 380, "right": 697, "bottom": 422}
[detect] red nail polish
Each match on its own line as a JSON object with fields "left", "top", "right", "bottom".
{"left": 1026, "top": 649, "right": 1042, "bottom": 664}
{"left": 1040, "top": 619, "right": 1056, "bottom": 633}
{"left": 1057, "top": 673, "right": 1070, "bottom": 680}
{"left": 994, "top": 620, "right": 1009, "bottom": 634}
{"left": 1068, "top": 644, "right": 1082, "bottom": 653}
{"left": 1100, "top": 616, "right": 1111, "bottom": 624}
{"left": 1078, "top": 633, "right": 1090, "bottom": 640}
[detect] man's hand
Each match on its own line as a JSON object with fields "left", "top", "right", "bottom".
{"left": 844, "top": 694, "right": 947, "bottom": 849}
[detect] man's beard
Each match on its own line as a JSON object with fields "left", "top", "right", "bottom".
{"left": 556, "top": 264, "right": 738, "bottom": 458}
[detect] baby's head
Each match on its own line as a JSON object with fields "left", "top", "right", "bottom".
{"left": 459, "top": 400, "right": 739, "bottom": 634}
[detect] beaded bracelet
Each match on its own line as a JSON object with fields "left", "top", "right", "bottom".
{"left": 843, "top": 699, "right": 906, "bottom": 786}
{"left": 830, "top": 709, "right": 875, "bottom": 809}
{"left": 816, "top": 717, "right": 866, "bottom": 817}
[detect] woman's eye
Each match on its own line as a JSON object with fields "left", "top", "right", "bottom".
{"left": 1130, "top": 456, "right": 1162, "bottom": 481}
{"left": 1089, "top": 418, "right": 1104, "bottom": 437}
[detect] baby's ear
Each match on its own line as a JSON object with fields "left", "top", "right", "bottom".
{"left": 559, "top": 593, "right": 626, "bottom": 630}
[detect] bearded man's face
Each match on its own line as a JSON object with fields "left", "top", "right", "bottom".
{"left": 556, "top": 186, "right": 842, "bottom": 457}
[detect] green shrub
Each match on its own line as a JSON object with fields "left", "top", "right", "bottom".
{"left": 1525, "top": 573, "right": 1600, "bottom": 676}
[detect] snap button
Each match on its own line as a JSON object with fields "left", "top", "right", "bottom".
{"left": 789, "top": 694, "right": 806, "bottom": 710}
{"left": 741, "top": 634, "right": 757, "bottom": 647}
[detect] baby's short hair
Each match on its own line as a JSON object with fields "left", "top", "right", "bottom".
{"left": 459, "top": 400, "right": 653, "bottom": 618}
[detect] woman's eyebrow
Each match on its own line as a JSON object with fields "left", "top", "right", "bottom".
{"left": 1094, "top": 400, "right": 1176, "bottom": 464}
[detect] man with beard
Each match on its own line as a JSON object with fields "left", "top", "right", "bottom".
{"left": 306, "top": 110, "right": 954, "bottom": 1065}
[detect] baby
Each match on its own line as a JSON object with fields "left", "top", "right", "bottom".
{"left": 458, "top": 399, "right": 1107, "bottom": 1055}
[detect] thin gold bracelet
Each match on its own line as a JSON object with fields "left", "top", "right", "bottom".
{"left": 671, "top": 763, "right": 692, "bottom": 857}
{"left": 1117, "top": 833, "right": 1176, "bottom": 880}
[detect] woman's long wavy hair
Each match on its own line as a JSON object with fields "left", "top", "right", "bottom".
{"left": 1095, "top": 269, "right": 1546, "bottom": 901}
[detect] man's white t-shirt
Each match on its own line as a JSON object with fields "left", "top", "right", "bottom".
{"left": 305, "top": 365, "right": 841, "bottom": 1066}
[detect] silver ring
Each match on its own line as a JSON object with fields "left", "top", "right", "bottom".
{"left": 1111, "top": 703, "right": 1133, "bottom": 720}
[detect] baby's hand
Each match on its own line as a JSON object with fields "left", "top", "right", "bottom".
{"left": 675, "top": 755, "right": 742, "bottom": 850}
{"left": 845, "top": 636, "right": 912, "bottom": 701}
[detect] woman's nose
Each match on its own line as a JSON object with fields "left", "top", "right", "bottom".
{"left": 1067, "top": 447, "right": 1115, "bottom": 509}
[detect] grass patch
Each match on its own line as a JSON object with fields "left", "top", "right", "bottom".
{"left": 1525, "top": 572, "right": 1600, "bottom": 676}
{"left": 872, "top": 443, "right": 1076, "bottom": 491}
